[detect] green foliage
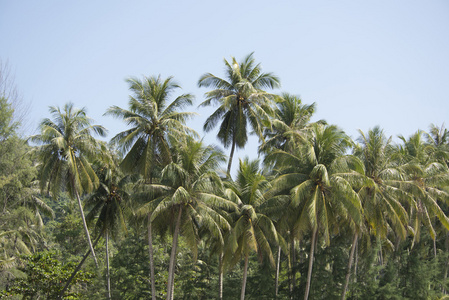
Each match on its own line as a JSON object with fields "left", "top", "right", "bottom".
{"left": 0, "top": 251, "right": 93, "bottom": 299}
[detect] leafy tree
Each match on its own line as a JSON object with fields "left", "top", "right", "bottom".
{"left": 28, "top": 103, "right": 107, "bottom": 266}
{"left": 0, "top": 251, "right": 93, "bottom": 299}
{"left": 198, "top": 53, "right": 280, "bottom": 176}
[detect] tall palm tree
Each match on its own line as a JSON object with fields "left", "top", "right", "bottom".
{"left": 105, "top": 75, "right": 196, "bottom": 300}
{"left": 139, "top": 137, "right": 235, "bottom": 300}
{"left": 268, "top": 124, "right": 362, "bottom": 300}
{"left": 354, "top": 127, "right": 410, "bottom": 245}
{"left": 85, "top": 146, "right": 131, "bottom": 299}
{"left": 224, "top": 158, "right": 279, "bottom": 300}
{"left": 198, "top": 53, "right": 280, "bottom": 176}
{"left": 396, "top": 131, "right": 449, "bottom": 254}
{"left": 29, "top": 103, "right": 107, "bottom": 266}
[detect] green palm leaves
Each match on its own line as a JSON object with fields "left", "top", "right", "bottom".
{"left": 29, "top": 103, "right": 106, "bottom": 266}
{"left": 199, "top": 53, "right": 280, "bottom": 176}
{"left": 106, "top": 75, "right": 197, "bottom": 182}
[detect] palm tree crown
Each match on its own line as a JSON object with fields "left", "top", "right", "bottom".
{"left": 106, "top": 75, "right": 197, "bottom": 182}
{"left": 198, "top": 53, "right": 280, "bottom": 176}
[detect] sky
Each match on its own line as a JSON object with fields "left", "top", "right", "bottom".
{"left": 1, "top": 1, "right": 449, "bottom": 176}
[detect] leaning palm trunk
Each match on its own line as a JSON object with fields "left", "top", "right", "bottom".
{"left": 148, "top": 214, "right": 156, "bottom": 300}
{"left": 58, "top": 234, "right": 102, "bottom": 299}
{"left": 341, "top": 232, "right": 358, "bottom": 300}
{"left": 227, "top": 135, "right": 237, "bottom": 178}
{"left": 241, "top": 253, "right": 249, "bottom": 300}
{"left": 72, "top": 175, "right": 98, "bottom": 267}
{"left": 166, "top": 206, "right": 183, "bottom": 300}
{"left": 304, "top": 227, "right": 318, "bottom": 300}
{"left": 106, "top": 229, "right": 111, "bottom": 300}
{"left": 275, "top": 246, "right": 281, "bottom": 298}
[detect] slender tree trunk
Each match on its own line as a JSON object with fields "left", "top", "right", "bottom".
{"left": 275, "top": 245, "right": 281, "bottom": 298}
{"left": 148, "top": 214, "right": 157, "bottom": 300}
{"left": 227, "top": 134, "right": 237, "bottom": 178}
{"left": 291, "top": 234, "right": 296, "bottom": 296}
{"left": 72, "top": 176, "right": 98, "bottom": 268}
{"left": 304, "top": 227, "right": 318, "bottom": 300}
{"left": 241, "top": 254, "right": 249, "bottom": 300}
{"left": 106, "top": 230, "right": 111, "bottom": 300}
{"left": 433, "top": 238, "right": 437, "bottom": 257}
{"left": 219, "top": 252, "right": 224, "bottom": 300}
{"left": 166, "top": 206, "right": 183, "bottom": 300}
{"left": 58, "top": 234, "right": 102, "bottom": 299}
{"left": 354, "top": 238, "right": 358, "bottom": 283}
{"left": 379, "top": 239, "right": 383, "bottom": 265}
{"left": 341, "top": 232, "right": 358, "bottom": 300}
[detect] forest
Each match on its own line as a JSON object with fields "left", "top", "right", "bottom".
{"left": 1, "top": 53, "right": 449, "bottom": 300}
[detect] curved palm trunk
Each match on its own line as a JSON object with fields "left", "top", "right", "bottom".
{"left": 106, "top": 229, "right": 111, "bottom": 300}
{"left": 148, "top": 214, "right": 157, "bottom": 300}
{"left": 241, "top": 253, "right": 249, "bottom": 300}
{"left": 219, "top": 252, "right": 224, "bottom": 300}
{"left": 227, "top": 134, "right": 237, "bottom": 178}
{"left": 341, "top": 232, "right": 358, "bottom": 300}
{"left": 304, "top": 227, "right": 318, "bottom": 300}
{"left": 275, "top": 246, "right": 281, "bottom": 298}
{"left": 166, "top": 206, "right": 183, "bottom": 300}
{"left": 72, "top": 175, "right": 98, "bottom": 267}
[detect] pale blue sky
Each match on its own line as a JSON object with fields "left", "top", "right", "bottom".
{"left": 1, "top": 1, "right": 448, "bottom": 175}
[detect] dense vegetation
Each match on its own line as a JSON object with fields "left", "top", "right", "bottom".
{"left": 1, "top": 54, "right": 449, "bottom": 300}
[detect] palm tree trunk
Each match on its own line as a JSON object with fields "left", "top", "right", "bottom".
{"left": 106, "top": 229, "right": 111, "bottom": 300}
{"left": 275, "top": 245, "right": 281, "bottom": 298}
{"left": 304, "top": 227, "right": 318, "bottom": 300}
{"left": 58, "top": 234, "right": 102, "bottom": 299}
{"left": 241, "top": 253, "right": 249, "bottom": 300}
{"left": 72, "top": 175, "right": 98, "bottom": 268}
{"left": 219, "top": 252, "right": 224, "bottom": 300}
{"left": 341, "top": 232, "right": 358, "bottom": 300}
{"left": 227, "top": 134, "right": 237, "bottom": 178}
{"left": 291, "top": 234, "right": 296, "bottom": 296}
{"left": 148, "top": 214, "right": 156, "bottom": 300}
{"left": 166, "top": 206, "right": 183, "bottom": 300}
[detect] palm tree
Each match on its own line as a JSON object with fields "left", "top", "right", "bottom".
{"left": 354, "top": 127, "right": 410, "bottom": 247}
{"left": 105, "top": 75, "right": 196, "bottom": 299}
{"left": 29, "top": 103, "right": 107, "bottom": 266}
{"left": 268, "top": 124, "right": 362, "bottom": 300}
{"left": 396, "top": 131, "right": 449, "bottom": 254}
{"left": 259, "top": 93, "right": 318, "bottom": 155}
{"left": 224, "top": 158, "right": 279, "bottom": 300}
{"left": 198, "top": 52, "right": 280, "bottom": 176}
{"left": 85, "top": 146, "right": 131, "bottom": 299}
{"left": 139, "top": 137, "right": 236, "bottom": 300}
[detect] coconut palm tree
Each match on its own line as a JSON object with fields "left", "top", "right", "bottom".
{"left": 396, "top": 131, "right": 449, "bottom": 254}
{"left": 198, "top": 53, "right": 280, "bottom": 177}
{"left": 268, "top": 123, "right": 363, "bottom": 300}
{"left": 105, "top": 75, "right": 196, "bottom": 300}
{"left": 223, "top": 158, "right": 279, "bottom": 300}
{"left": 259, "top": 93, "right": 318, "bottom": 155}
{"left": 85, "top": 146, "right": 131, "bottom": 299}
{"left": 29, "top": 103, "right": 107, "bottom": 266}
{"left": 139, "top": 137, "right": 235, "bottom": 300}
{"left": 354, "top": 127, "right": 410, "bottom": 247}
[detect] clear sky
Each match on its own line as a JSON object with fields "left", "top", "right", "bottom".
{"left": 1, "top": 1, "right": 448, "bottom": 176}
